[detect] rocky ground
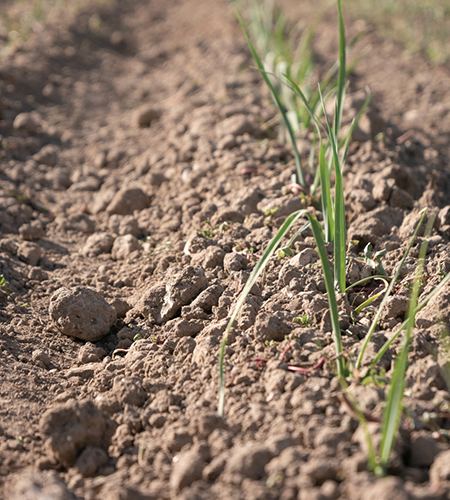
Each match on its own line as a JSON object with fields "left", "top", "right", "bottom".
{"left": 1, "top": 0, "right": 450, "bottom": 499}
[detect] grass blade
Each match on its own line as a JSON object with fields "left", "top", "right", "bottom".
{"left": 309, "top": 214, "right": 346, "bottom": 377}
{"left": 355, "top": 209, "right": 428, "bottom": 370}
{"left": 378, "top": 213, "right": 436, "bottom": 475}
{"left": 371, "top": 270, "right": 450, "bottom": 367}
{"left": 218, "top": 208, "right": 310, "bottom": 416}
{"left": 236, "top": 11, "right": 306, "bottom": 189}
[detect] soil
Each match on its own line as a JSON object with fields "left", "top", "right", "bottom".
{"left": 1, "top": 0, "right": 450, "bottom": 499}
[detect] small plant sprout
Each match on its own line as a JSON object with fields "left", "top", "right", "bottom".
{"left": 293, "top": 313, "right": 311, "bottom": 327}
{"left": 0, "top": 275, "right": 10, "bottom": 291}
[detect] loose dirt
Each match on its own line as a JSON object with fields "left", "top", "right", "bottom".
{"left": 1, "top": 0, "right": 450, "bottom": 499}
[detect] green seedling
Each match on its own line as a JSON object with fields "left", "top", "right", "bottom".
{"left": 293, "top": 313, "right": 311, "bottom": 327}
{"left": 0, "top": 275, "right": 10, "bottom": 292}
{"left": 357, "top": 243, "right": 387, "bottom": 275}
{"left": 112, "top": 333, "right": 142, "bottom": 358}
{"left": 219, "top": 0, "right": 354, "bottom": 418}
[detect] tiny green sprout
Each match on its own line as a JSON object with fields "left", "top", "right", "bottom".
{"left": 293, "top": 313, "right": 311, "bottom": 327}
{"left": 361, "top": 368, "right": 388, "bottom": 387}
{"left": 265, "top": 207, "right": 279, "bottom": 217}
{"left": 16, "top": 435, "right": 24, "bottom": 444}
{"left": 0, "top": 275, "right": 10, "bottom": 291}
{"left": 437, "top": 263, "right": 447, "bottom": 282}
{"left": 265, "top": 340, "right": 276, "bottom": 347}
{"left": 358, "top": 243, "right": 387, "bottom": 275}
{"left": 277, "top": 246, "right": 295, "bottom": 259}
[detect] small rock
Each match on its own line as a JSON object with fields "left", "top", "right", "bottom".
{"left": 111, "top": 234, "right": 141, "bottom": 260}
{"left": 430, "top": 449, "right": 450, "bottom": 484}
{"left": 409, "top": 433, "right": 443, "bottom": 468}
{"left": 19, "top": 220, "right": 45, "bottom": 241}
{"left": 106, "top": 188, "right": 150, "bottom": 215}
{"left": 57, "top": 214, "right": 95, "bottom": 234}
{"left": 314, "top": 427, "right": 351, "bottom": 449}
{"left": 364, "top": 476, "right": 409, "bottom": 500}
{"left": 170, "top": 444, "right": 207, "bottom": 493}
{"left": 39, "top": 399, "right": 114, "bottom": 468}
{"left": 31, "top": 349, "right": 51, "bottom": 367}
{"left": 216, "top": 114, "right": 259, "bottom": 138}
{"left": 133, "top": 105, "right": 161, "bottom": 128}
{"left": 49, "top": 287, "right": 116, "bottom": 341}
{"left": 108, "top": 215, "right": 140, "bottom": 237}
{"left": 171, "top": 318, "right": 204, "bottom": 337}
{"left": 6, "top": 470, "right": 77, "bottom": 500}
{"left": 159, "top": 266, "right": 208, "bottom": 323}
{"left": 223, "top": 252, "right": 248, "bottom": 274}
{"left": 225, "top": 443, "right": 274, "bottom": 479}
{"left": 257, "top": 195, "right": 303, "bottom": 219}
{"left": 190, "top": 246, "right": 226, "bottom": 269}
{"left": 33, "top": 144, "right": 58, "bottom": 167}
{"left": 78, "top": 343, "right": 107, "bottom": 364}
{"left": 17, "top": 241, "right": 43, "bottom": 266}
{"left": 254, "top": 310, "right": 292, "bottom": 342}
{"left": 292, "top": 248, "right": 319, "bottom": 267}
{"left": 74, "top": 446, "right": 108, "bottom": 477}
{"left": 28, "top": 267, "right": 48, "bottom": 281}
{"left": 80, "top": 232, "right": 114, "bottom": 257}
{"left": 13, "top": 112, "right": 38, "bottom": 133}
{"left": 302, "top": 457, "right": 340, "bottom": 484}
{"left": 112, "top": 376, "right": 147, "bottom": 407}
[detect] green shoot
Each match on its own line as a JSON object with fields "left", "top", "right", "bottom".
{"left": 377, "top": 213, "right": 436, "bottom": 476}
{"left": 355, "top": 209, "right": 428, "bottom": 370}
{"left": 218, "top": 209, "right": 345, "bottom": 416}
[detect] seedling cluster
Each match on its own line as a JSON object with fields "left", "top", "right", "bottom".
{"left": 218, "top": 0, "right": 450, "bottom": 479}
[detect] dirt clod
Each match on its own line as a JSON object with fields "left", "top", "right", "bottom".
{"left": 49, "top": 287, "right": 116, "bottom": 341}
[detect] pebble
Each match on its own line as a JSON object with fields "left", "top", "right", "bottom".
{"left": 170, "top": 445, "right": 206, "bottom": 493}
{"left": 430, "top": 449, "right": 450, "bottom": 484}
{"left": 111, "top": 234, "right": 141, "bottom": 260}
{"left": 106, "top": 188, "right": 150, "bottom": 215}
{"left": 80, "top": 232, "right": 114, "bottom": 257}
{"left": 133, "top": 105, "right": 161, "bottom": 128}
{"left": 49, "top": 287, "right": 116, "bottom": 341}
{"left": 112, "top": 376, "right": 147, "bottom": 407}
{"left": 6, "top": 470, "right": 77, "bottom": 500}
{"left": 225, "top": 443, "right": 274, "bottom": 479}
{"left": 19, "top": 220, "right": 45, "bottom": 241}
{"left": 39, "top": 399, "right": 113, "bottom": 468}
{"left": 33, "top": 144, "right": 58, "bottom": 166}
{"left": 17, "top": 241, "right": 43, "bottom": 266}
{"left": 13, "top": 112, "right": 38, "bottom": 133}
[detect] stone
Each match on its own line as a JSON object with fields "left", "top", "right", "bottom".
{"left": 17, "top": 241, "right": 43, "bottom": 266}
{"left": 13, "top": 112, "right": 38, "bottom": 133}
{"left": 39, "top": 399, "right": 114, "bottom": 468}
{"left": 74, "top": 446, "right": 108, "bottom": 478}
{"left": 112, "top": 376, "right": 147, "bottom": 407}
{"left": 170, "top": 444, "right": 207, "bottom": 493}
{"left": 80, "top": 232, "right": 114, "bottom": 257}
{"left": 225, "top": 443, "right": 274, "bottom": 479}
{"left": 6, "top": 470, "right": 77, "bottom": 500}
{"left": 133, "top": 105, "right": 161, "bottom": 128}
{"left": 106, "top": 188, "right": 150, "bottom": 215}
{"left": 430, "top": 449, "right": 450, "bottom": 484}
{"left": 19, "top": 220, "right": 45, "bottom": 240}
{"left": 111, "top": 234, "right": 141, "bottom": 260}
{"left": 49, "top": 287, "right": 116, "bottom": 341}
{"left": 33, "top": 144, "right": 58, "bottom": 167}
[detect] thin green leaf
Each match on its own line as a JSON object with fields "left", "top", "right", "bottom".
{"left": 356, "top": 209, "right": 428, "bottom": 370}
{"left": 371, "top": 270, "right": 450, "bottom": 367}
{"left": 308, "top": 214, "right": 345, "bottom": 377}
{"left": 379, "top": 213, "right": 436, "bottom": 475}
{"left": 236, "top": 11, "right": 306, "bottom": 189}
{"left": 218, "top": 208, "right": 310, "bottom": 416}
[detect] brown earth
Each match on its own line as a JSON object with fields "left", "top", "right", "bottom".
{"left": 1, "top": 0, "right": 450, "bottom": 499}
